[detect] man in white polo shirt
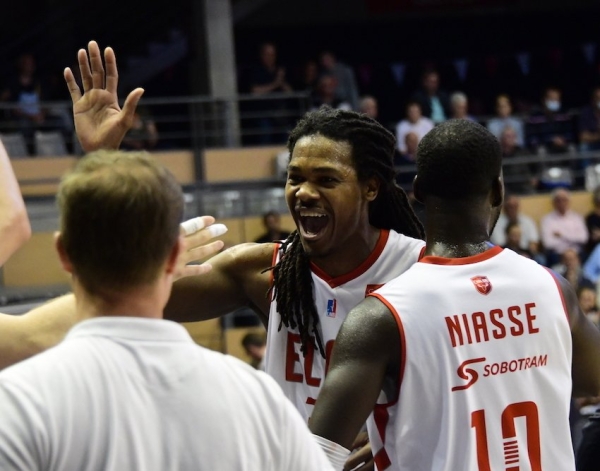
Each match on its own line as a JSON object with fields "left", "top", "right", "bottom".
{"left": 0, "top": 150, "right": 332, "bottom": 471}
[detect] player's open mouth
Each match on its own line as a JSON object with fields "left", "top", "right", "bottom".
{"left": 298, "top": 213, "right": 329, "bottom": 240}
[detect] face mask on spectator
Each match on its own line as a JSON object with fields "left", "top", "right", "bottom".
{"left": 545, "top": 100, "right": 560, "bottom": 112}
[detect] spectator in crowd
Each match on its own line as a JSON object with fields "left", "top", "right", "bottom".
{"left": 310, "top": 75, "right": 352, "bottom": 111}
{"left": 358, "top": 95, "right": 378, "bottom": 120}
{"left": 395, "top": 102, "right": 434, "bottom": 154}
{"left": 121, "top": 107, "right": 159, "bottom": 151}
{"left": 486, "top": 94, "right": 525, "bottom": 146}
{"left": 249, "top": 42, "right": 292, "bottom": 144}
{"left": 409, "top": 70, "right": 451, "bottom": 123}
{"left": 579, "top": 86, "right": 600, "bottom": 152}
{"left": 490, "top": 194, "right": 540, "bottom": 256}
{"left": 552, "top": 248, "right": 593, "bottom": 290}
{"left": 241, "top": 332, "right": 267, "bottom": 371}
{"left": 394, "top": 132, "right": 419, "bottom": 187}
{"left": 449, "top": 92, "right": 476, "bottom": 121}
{"left": 526, "top": 86, "right": 576, "bottom": 154}
{"left": 254, "top": 211, "right": 291, "bottom": 244}
{"left": 318, "top": 51, "right": 359, "bottom": 111}
{"left": 1, "top": 54, "right": 53, "bottom": 149}
{"left": 500, "top": 126, "right": 538, "bottom": 194}
{"left": 541, "top": 188, "right": 588, "bottom": 265}
{"left": 294, "top": 59, "right": 319, "bottom": 93}
{"left": 579, "top": 286, "right": 600, "bottom": 327}
{"left": 583, "top": 241, "right": 600, "bottom": 288}
{"left": 502, "top": 222, "right": 533, "bottom": 259}
{"left": 585, "top": 186, "right": 600, "bottom": 257}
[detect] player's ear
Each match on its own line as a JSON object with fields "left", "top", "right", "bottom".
{"left": 165, "top": 236, "right": 184, "bottom": 275}
{"left": 54, "top": 232, "right": 75, "bottom": 275}
{"left": 413, "top": 176, "right": 424, "bottom": 203}
{"left": 490, "top": 175, "right": 503, "bottom": 208}
{"left": 363, "top": 177, "right": 379, "bottom": 202}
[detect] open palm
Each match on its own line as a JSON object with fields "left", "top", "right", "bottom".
{"left": 64, "top": 41, "right": 144, "bottom": 153}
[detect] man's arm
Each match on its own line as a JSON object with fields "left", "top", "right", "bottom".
{"left": 0, "top": 140, "right": 31, "bottom": 266}
{"left": 165, "top": 242, "right": 274, "bottom": 324}
{"left": 309, "top": 296, "right": 401, "bottom": 450}
{"left": 553, "top": 272, "right": 600, "bottom": 396}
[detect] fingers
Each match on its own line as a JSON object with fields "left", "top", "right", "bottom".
{"left": 104, "top": 47, "right": 119, "bottom": 95}
{"left": 184, "top": 240, "right": 225, "bottom": 264}
{"left": 77, "top": 48, "right": 93, "bottom": 92}
{"left": 63, "top": 68, "right": 82, "bottom": 104}
{"left": 179, "top": 262, "right": 214, "bottom": 279}
{"left": 121, "top": 88, "right": 145, "bottom": 126}
{"left": 87, "top": 40, "right": 105, "bottom": 89}
{"left": 344, "top": 443, "right": 372, "bottom": 471}
{"left": 351, "top": 431, "right": 369, "bottom": 449}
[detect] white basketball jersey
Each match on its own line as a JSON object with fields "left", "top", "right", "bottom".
{"left": 367, "top": 246, "right": 574, "bottom": 471}
{"left": 264, "top": 229, "right": 425, "bottom": 422}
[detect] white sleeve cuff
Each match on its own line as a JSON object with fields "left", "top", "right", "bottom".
{"left": 312, "top": 434, "right": 351, "bottom": 470}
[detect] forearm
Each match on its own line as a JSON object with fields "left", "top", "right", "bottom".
{"left": 580, "top": 131, "right": 600, "bottom": 144}
{"left": 0, "top": 142, "right": 31, "bottom": 266}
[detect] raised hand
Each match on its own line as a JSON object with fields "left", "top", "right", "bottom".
{"left": 175, "top": 216, "right": 228, "bottom": 281}
{"left": 64, "top": 40, "right": 144, "bottom": 153}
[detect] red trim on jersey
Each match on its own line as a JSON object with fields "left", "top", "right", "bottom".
{"left": 368, "top": 293, "right": 406, "bottom": 407}
{"left": 544, "top": 267, "right": 571, "bottom": 324}
{"left": 310, "top": 229, "right": 390, "bottom": 288}
{"left": 419, "top": 245, "right": 503, "bottom": 266}
{"left": 372, "top": 406, "right": 392, "bottom": 470}
{"left": 418, "top": 245, "right": 426, "bottom": 261}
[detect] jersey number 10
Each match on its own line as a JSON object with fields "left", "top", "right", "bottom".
{"left": 471, "top": 401, "right": 541, "bottom": 471}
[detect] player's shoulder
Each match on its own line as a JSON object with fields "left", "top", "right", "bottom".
{"left": 387, "top": 230, "right": 425, "bottom": 255}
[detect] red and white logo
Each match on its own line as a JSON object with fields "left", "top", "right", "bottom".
{"left": 471, "top": 276, "right": 492, "bottom": 295}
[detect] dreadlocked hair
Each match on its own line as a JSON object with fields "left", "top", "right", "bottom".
{"left": 269, "top": 106, "right": 425, "bottom": 357}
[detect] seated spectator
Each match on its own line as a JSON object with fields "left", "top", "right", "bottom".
{"left": 552, "top": 248, "right": 593, "bottom": 290}
{"left": 449, "top": 92, "right": 476, "bottom": 121}
{"left": 358, "top": 95, "right": 378, "bottom": 120}
{"left": 241, "top": 332, "right": 267, "bottom": 371}
{"left": 249, "top": 42, "right": 292, "bottom": 144}
{"left": 318, "top": 51, "right": 359, "bottom": 111}
{"left": 579, "top": 86, "right": 600, "bottom": 152}
{"left": 121, "top": 107, "right": 159, "bottom": 151}
{"left": 541, "top": 188, "right": 588, "bottom": 266}
{"left": 394, "top": 132, "right": 419, "bottom": 187}
{"left": 578, "top": 286, "right": 600, "bottom": 327}
{"left": 254, "top": 211, "right": 291, "bottom": 243}
{"left": 486, "top": 94, "right": 525, "bottom": 146}
{"left": 0, "top": 53, "right": 60, "bottom": 150}
{"left": 310, "top": 75, "right": 352, "bottom": 111}
{"left": 409, "top": 70, "right": 451, "bottom": 123}
{"left": 490, "top": 194, "right": 540, "bottom": 256}
{"left": 395, "top": 102, "right": 434, "bottom": 153}
{"left": 526, "top": 86, "right": 576, "bottom": 154}
{"left": 585, "top": 186, "right": 600, "bottom": 257}
{"left": 294, "top": 59, "right": 319, "bottom": 93}
{"left": 500, "top": 126, "right": 538, "bottom": 194}
{"left": 503, "top": 222, "right": 533, "bottom": 258}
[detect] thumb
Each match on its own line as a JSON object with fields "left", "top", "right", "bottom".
{"left": 121, "top": 88, "right": 145, "bottom": 123}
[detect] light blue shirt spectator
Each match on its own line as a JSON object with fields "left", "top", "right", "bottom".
{"left": 487, "top": 117, "right": 525, "bottom": 147}
{"left": 584, "top": 244, "right": 600, "bottom": 284}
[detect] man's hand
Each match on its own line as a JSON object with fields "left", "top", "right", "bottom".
{"left": 175, "top": 216, "right": 227, "bottom": 281}
{"left": 64, "top": 40, "right": 144, "bottom": 153}
{"left": 344, "top": 432, "right": 373, "bottom": 471}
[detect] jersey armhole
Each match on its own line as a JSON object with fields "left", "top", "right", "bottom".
{"left": 269, "top": 243, "right": 281, "bottom": 301}
{"left": 367, "top": 293, "right": 406, "bottom": 408}
{"left": 544, "top": 267, "right": 571, "bottom": 324}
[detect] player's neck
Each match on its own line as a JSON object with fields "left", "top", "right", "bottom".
{"left": 72, "top": 280, "right": 168, "bottom": 320}
{"left": 423, "top": 198, "right": 493, "bottom": 258}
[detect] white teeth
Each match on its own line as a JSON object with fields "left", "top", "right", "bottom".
{"left": 299, "top": 213, "right": 326, "bottom": 217}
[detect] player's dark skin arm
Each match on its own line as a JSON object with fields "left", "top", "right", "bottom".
{"left": 309, "top": 296, "right": 400, "bottom": 450}
{"left": 164, "top": 243, "right": 274, "bottom": 326}
{"left": 555, "top": 273, "right": 600, "bottom": 396}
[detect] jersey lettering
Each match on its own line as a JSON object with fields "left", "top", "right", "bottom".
{"left": 445, "top": 303, "right": 539, "bottom": 348}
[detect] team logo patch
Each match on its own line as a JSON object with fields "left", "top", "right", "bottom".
{"left": 365, "top": 283, "right": 384, "bottom": 296}
{"left": 471, "top": 276, "right": 492, "bottom": 295}
{"left": 326, "top": 299, "right": 337, "bottom": 318}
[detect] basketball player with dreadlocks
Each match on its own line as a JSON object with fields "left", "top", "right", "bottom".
{"left": 11, "top": 41, "right": 425, "bottom": 469}
{"left": 309, "top": 120, "right": 600, "bottom": 471}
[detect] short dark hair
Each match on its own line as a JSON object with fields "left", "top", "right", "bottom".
{"left": 242, "top": 332, "right": 266, "bottom": 349}
{"left": 416, "top": 119, "right": 502, "bottom": 199}
{"left": 57, "top": 150, "right": 183, "bottom": 295}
